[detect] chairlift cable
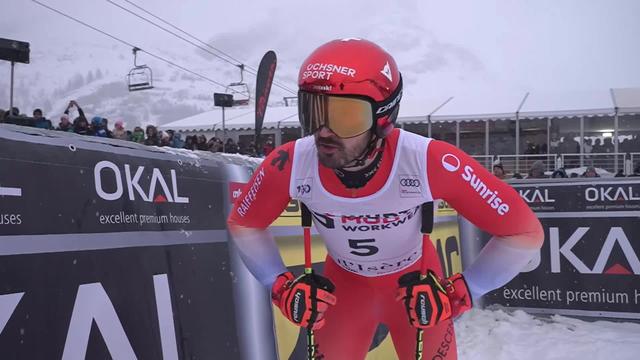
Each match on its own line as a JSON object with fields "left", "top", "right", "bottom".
{"left": 119, "top": 0, "right": 297, "bottom": 94}
{"left": 31, "top": 0, "right": 243, "bottom": 94}
{"left": 120, "top": 0, "right": 240, "bottom": 65}
{"left": 113, "top": 0, "right": 298, "bottom": 95}
{"left": 105, "top": 0, "right": 240, "bottom": 69}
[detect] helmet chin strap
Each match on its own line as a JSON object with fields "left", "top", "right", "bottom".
{"left": 340, "top": 131, "right": 383, "bottom": 170}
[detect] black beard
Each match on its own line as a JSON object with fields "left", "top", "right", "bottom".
{"left": 317, "top": 142, "right": 370, "bottom": 169}
{"left": 317, "top": 149, "right": 347, "bottom": 168}
{"left": 316, "top": 136, "right": 342, "bottom": 148}
{"left": 315, "top": 131, "right": 372, "bottom": 169}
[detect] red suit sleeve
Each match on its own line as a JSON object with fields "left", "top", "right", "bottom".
{"left": 427, "top": 140, "right": 544, "bottom": 298}
{"left": 227, "top": 142, "right": 295, "bottom": 229}
{"left": 427, "top": 140, "right": 543, "bottom": 249}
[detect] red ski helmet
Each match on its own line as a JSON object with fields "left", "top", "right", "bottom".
{"left": 298, "top": 38, "right": 402, "bottom": 138}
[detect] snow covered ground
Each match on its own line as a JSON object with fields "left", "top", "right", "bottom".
{"left": 456, "top": 308, "right": 640, "bottom": 360}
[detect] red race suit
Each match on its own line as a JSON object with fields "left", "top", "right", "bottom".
{"left": 228, "top": 128, "right": 543, "bottom": 360}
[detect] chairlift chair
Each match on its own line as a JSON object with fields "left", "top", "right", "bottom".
{"left": 127, "top": 47, "right": 154, "bottom": 92}
{"left": 283, "top": 96, "right": 298, "bottom": 107}
{"left": 225, "top": 64, "right": 250, "bottom": 106}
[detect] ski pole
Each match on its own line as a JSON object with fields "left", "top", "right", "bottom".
{"left": 300, "top": 202, "right": 318, "bottom": 360}
{"left": 416, "top": 202, "right": 434, "bottom": 360}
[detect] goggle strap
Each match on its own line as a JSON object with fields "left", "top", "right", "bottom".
{"left": 372, "top": 74, "right": 403, "bottom": 118}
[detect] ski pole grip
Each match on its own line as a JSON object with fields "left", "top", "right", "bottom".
{"left": 420, "top": 202, "right": 434, "bottom": 234}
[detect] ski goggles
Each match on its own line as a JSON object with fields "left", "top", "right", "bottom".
{"left": 298, "top": 77, "right": 403, "bottom": 138}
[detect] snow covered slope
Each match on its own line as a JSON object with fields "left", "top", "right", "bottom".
{"left": 457, "top": 309, "right": 640, "bottom": 360}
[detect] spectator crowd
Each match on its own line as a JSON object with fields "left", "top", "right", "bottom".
{"left": 1, "top": 101, "right": 638, "bottom": 178}
{"left": 491, "top": 159, "right": 640, "bottom": 180}
{"left": 0, "top": 101, "right": 275, "bottom": 157}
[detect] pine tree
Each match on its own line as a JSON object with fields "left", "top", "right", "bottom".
{"left": 86, "top": 70, "right": 95, "bottom": 83}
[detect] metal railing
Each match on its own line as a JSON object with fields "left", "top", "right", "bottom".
{"left": 629, "top": 153, "right": 640, "bottom": 174}
{"left": 559, "top": 153, "right": 625, "bottom": 174}
{"left": 496, "top": 154, "right": 557, "bottom": 174}
{"left": 465, "top": 152, "right": 631, "bottom": 176}
{"left": 471, "top": 155, "right": 495, "bottom": 170}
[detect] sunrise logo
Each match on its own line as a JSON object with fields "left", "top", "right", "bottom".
{"left": 441, "top": 154, "right": 461, "bottom": 172}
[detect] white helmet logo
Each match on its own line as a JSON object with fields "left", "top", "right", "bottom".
{"left": 341, "top": 37, "right": 362, "bottom": 42}
{"left": 441, "top": 154, "right": 461, "bottom": 172}
{"left": 381, "top": 62, "right": 393, "bottom": 82}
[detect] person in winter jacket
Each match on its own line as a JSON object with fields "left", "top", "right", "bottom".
{"left": 131, "top": 127, "right": 145, "bottom": 143}
{"left": 56, "top": 114, "right": 74, "bottom": 132}
{"left": 144, "top": 125, "right": 160, "bottom": 146}
{"left": 33, "top": 108, "right": 53, "bottom": 129}
{"left": 112, "top": 119, "right": 129, "bottom": 140}
{"left": 92, "top": 116, "right": 112, "bottom": 138}
{"left": 66, "top": 101, "right": 92, "bottom": 135}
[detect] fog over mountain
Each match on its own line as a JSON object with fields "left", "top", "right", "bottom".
{"left": 2, "top": 0, "right": 638, "bottom": 127}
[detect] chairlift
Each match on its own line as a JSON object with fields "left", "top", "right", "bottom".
{"left": 283, "top": 96, "right": 298, "bottom": 107}
{"left": 127, "top": 47, "right": 154, "bottom": 92}
{"left": 225, "top": 64, "right": 250, "bottom": 106}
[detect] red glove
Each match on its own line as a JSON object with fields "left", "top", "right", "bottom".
{"left": 271, "top": 272, "right": 337, "bottom": 330}
{"left": 446, "top": 273, "right": 473, "bottom": 319}
{"left": 396, "top": 270, "right": 472, "bottom": 329}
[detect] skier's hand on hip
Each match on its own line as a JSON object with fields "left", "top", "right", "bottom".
{"left": 271, "top": 272, "right": 337, "bottom": 330}
{"left": 396, "top": 270, "right": 472, "bottom": 329}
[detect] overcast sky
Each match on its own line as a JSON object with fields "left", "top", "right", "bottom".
{"left": 1, "top": 0, "right": 639, "bottom": 115}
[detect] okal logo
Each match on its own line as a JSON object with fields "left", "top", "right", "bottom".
{"left": 585, "top": 186, "right": 640, "bottom": 202}
{"left": 0, "top": 274, "right": 180, "bottom": 360}
{"left": 523, "top": 226, "right": 640, "bottom": 275}
{"left": 519, "top": 189, "right": 555, "bottom": 203}
{"left": 94, "top": 161, "right": 189, "bottom": 203}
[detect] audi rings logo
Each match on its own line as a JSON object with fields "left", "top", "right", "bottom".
{"left": 400, "top": 178, "right": 420, "bottom": 187}
{"left": 399, "top": 175, "right": 422, "bottom": 197}
{"left": 441, "top": 154, "right": 461, "bottom": 172}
